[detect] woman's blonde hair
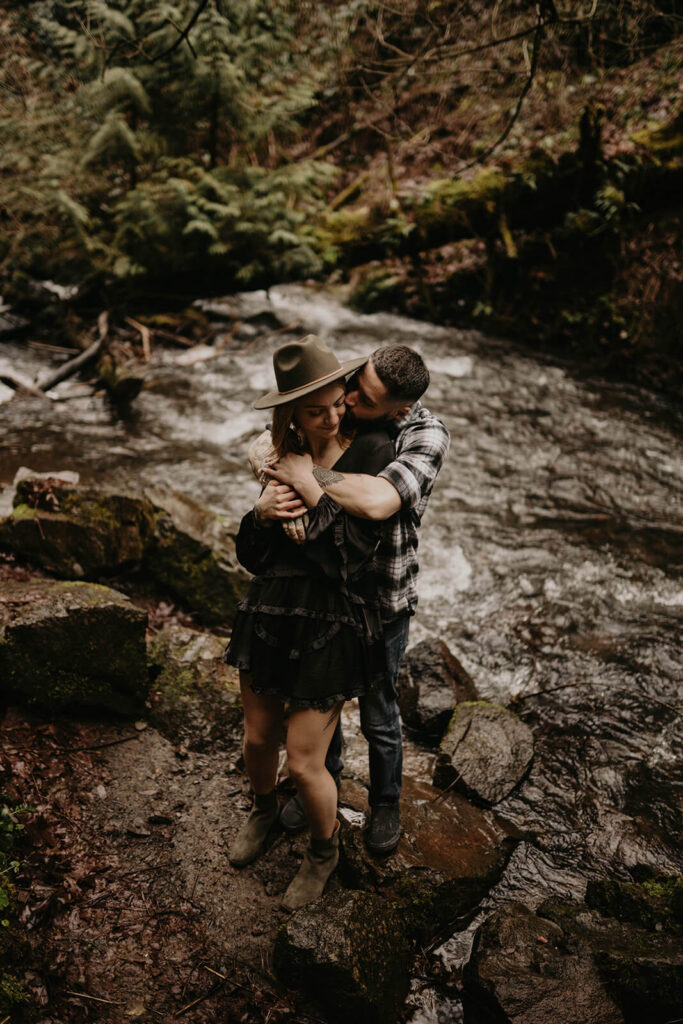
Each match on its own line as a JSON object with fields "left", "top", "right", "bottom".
{"left": 270, "top": 394, "right": 354, "bottom": 459}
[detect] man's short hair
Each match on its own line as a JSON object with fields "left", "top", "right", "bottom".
{"left": 371, "top": 345, "right": 429, "bottom": 403}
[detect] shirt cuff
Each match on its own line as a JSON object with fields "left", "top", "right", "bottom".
{"left": 378, "top": 461, "right": 421, "bottom": 508}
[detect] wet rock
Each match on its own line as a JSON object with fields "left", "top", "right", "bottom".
{"left": 463, "top": 901, "right": 625, "bottom": 1024}
{"left": 434, "top": 701, "right": 534, "bottom": 805}
{"left": 0, "top": 479, "right": 250, "bottom": 625}
{"left": 464, "top": 887, "right": 683, "bottom": 1024}
{"left": 339, "top": 777, "right": 519, "bottom": 945}
{"left": 397, "top": 639, "right": 479, "bottom": 741}
{"left": 147, "top": 623, "right": 242, "bottom": 750}
{"left": 273, "top": 889, "right": 411, "bottom": 1024}
{"left": 147, "top": 489, "right": 249, "bottom": 625}
{"left": 0, "top": 579, "right": 148, "bottom": 714}
{"left": 541, "top": 892, "right": 683, "bottom": 1024}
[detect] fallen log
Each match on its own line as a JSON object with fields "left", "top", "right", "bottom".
{"left": 37, "top": 311, "right": 109, "bottom": 392}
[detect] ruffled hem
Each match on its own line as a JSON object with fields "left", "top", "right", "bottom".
{"left": 224, "top": 606, "right": 387, "bottom": 706}
{"left": 235, "top": 600, "right": 382, "bottom": 640}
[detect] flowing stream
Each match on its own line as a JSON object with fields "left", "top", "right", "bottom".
{"left": 1, "top": 285, "right": 682, "bottom": 1019}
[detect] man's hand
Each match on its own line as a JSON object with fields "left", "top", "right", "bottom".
{"left": 264, "top": 451, "right": 314, "bottom": 491}
{"left": 255, "top": 480, "right": 308, "bottom": 522}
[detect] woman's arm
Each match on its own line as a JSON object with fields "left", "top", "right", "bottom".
{"left": 234, "top": 481, "right": 287, "bottom": 574}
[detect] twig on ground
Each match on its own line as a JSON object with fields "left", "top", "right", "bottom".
{"left": 175, "top": 983, "right": 221, "bottom": 1017}
{"left": 65, "top": 991, "right": 124, "bottom": 1006}
{"left": 429, "top": 773, "right": 461, "bottom": 803}
{"left": 56, "top": 734, "right": 140, "bottom": 752}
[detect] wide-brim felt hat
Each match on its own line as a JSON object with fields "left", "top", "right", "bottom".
{"left": 253, "top": 334, "right": 368, "bottom": 409}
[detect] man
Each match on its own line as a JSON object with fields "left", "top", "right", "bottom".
{"left": 261, "top": 345, "right": 449, "bottom": 854}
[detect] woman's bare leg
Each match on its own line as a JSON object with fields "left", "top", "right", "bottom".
{"left": 286, "top": 704, "right": 343, "bottom": 840}
{"left": 239, "top": 671, "right": 284, "bottom": 794}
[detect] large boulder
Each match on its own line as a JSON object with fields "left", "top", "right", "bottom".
{"left": 463, "top": 882, "right": 683, "bottom": 1024}
{"left": 273, "top": 889, "right": 411, "bottom": 1024}
{"left": 0, "top": 478, "right": 250, "bottom": 625}
{"left": 0, "top": 477, "right": 153, "bottom": 578}
{"left": 146, "top": 489, "right": 249, "bottom": 625}
{"left": 0, "top": 579, "right": 148, "bottom": 714}
{"left": 434, "top": 701, "right": 534, "bottom": 805}
{"left": 463, "top": 902, "right": 625, "bottom": 1024}
{"left": 147, "top": 623, "right": 242, "bottom": 749}
{"left": 397, "top": 638, "right": 479, "bottom": 741}
{"left": 339, "top": 777, "right": 520, "bottom": 944}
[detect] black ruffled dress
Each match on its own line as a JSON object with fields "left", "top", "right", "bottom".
{"left": 224, "top": 429, "right": 395, "bottom": 710}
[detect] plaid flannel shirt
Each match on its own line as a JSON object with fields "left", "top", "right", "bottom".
{"left": 373, "top": 402, "right": 450, "bottom": 622}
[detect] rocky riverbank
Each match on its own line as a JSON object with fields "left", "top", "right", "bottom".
{"left": 2, "top": 473, "right": 681, "bottom": 1023}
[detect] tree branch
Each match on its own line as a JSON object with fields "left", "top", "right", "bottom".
{"left": 150, "top": 0, "right": 209, "bottom": 61}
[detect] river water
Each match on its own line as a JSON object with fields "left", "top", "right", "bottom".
{"left": 1, "top": 284, "right": 682, "bottom": 1017}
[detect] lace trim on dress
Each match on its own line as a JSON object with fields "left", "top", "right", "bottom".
{"left": 221, "top": 671, "right": 384, "bottom": 712}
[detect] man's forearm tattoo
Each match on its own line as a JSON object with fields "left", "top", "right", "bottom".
{"left": 313, "top": 466, "right": 344, "bottom": 488}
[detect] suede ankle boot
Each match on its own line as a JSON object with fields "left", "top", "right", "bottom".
{"left": 228, "top": 790, "right": 278, "bottom": 867}
{"left": 281, "top": 820, "right": 340, "bottom": 911}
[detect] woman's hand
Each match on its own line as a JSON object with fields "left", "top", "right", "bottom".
{"left": 264, "top": 451, "right": 313, "bottom": 490}
{"left": 263, "top": 452, "right": 323, "bottom": 507}
{"left": 255, "top": 480, "right": 308, "bottom": 523}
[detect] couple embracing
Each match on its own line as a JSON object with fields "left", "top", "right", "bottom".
{"left": 224, "top": 335, "right": 449, "bottom": 911}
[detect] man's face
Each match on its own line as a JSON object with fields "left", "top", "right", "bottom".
{"left": 345, "top": 361, "right": 410, "bottom": 422}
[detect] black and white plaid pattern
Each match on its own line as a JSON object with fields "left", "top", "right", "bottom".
{"left": 374, "top": 402, "right": 450, "bottom": 621}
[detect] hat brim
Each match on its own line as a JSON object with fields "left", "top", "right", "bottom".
{"left": 252, "top": 356, "right": 368, "bottom": 410}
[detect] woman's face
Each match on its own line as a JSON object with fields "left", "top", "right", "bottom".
{"left": 294, "top": 382, "right": 346, "bottom": 441}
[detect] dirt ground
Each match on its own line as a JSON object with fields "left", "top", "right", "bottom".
{"left": 2, "top": 703, "right": 347, "bottom": 1023}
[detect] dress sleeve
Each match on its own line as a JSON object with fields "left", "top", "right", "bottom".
{"left": 234, "top": 509, "right": 283, "bottom": 575}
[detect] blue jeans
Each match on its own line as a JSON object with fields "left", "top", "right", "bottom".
{"left": 326, "top": 614, "right": 410, "bottom": 807}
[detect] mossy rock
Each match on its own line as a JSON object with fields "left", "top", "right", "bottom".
{"left": 586, "top": 874, "right": 683, "bottom": 933}
{"left": 0, "top": 579, "right": 148, "bottom": 715}
{"left": 274, "top": 889, "right": 411, "bottom": 1024}
{"left": 632, "top": 110, "right": 683, "bottom": 159}
{"left": 146, "top": 489, "right": 250, "bottom": 625}
{"left": 434, "top": 700, "right": 534, "bottom": 805}
{"left": 147, "top": 623, "right": 242, "bottom": 750}
{"left": 0, "top": 478, "right": 154, "bottom": 578}
{"left": 0, "top": 478, "right": 250, "bottom": 626}
{"left": 463, "top": 901, "right": 625, "bottom": 1024}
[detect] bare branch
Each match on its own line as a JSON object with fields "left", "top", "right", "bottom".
{"left": 150, "top": 0, "right": 209, "bottom": 62}
{"left": 452, "top": 13, "right": 546, "bottom": 174}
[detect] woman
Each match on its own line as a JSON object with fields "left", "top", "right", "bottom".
{"left": 224, "top": 334, "right": 394, "bottom": 911}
